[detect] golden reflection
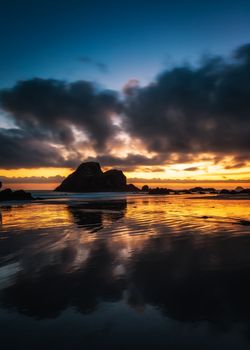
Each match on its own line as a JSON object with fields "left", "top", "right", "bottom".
{"left": 1, "top": 196, "right": 250, "bottom": 235}
{"left": 0, "top": 204, "right": 72, "bottom": 230}
{"left": 0, "top": 196, "right": 250, "bottom": 276}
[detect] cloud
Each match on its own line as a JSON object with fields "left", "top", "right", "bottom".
{"left": 0, "top": 43, "right": 250, "bottom": 170}
{"left": 0, "top": 79, "right": 120, "bottom": 150}
{"left": 84, "top": 153, "right": 172, "bottom": 171}
{"left": 183, "top": 166, "right": 200, "bottom": 171}
{"left": 0, "top": 128, "right": 76, "bottom": 168}
{"left": 224, "top": 162, "right": 247, "bottom": 170}
{"left": 124, "top": 44, "right": 250, "bottom": 159}
{"left": 79, "top": 56, "right": 109, "bottom": 73}
{"left": 0, "top": 175, "right": 65, "bottom": 184}
{"left": 0, "top": 79, "right": 120, "bottom": 167}
{"left": 123, "top": 79, "right": 140, "bottom": 96}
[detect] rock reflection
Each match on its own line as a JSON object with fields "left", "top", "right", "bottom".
{"left": 69, "top": 200, "right": 126, "bottom": 231}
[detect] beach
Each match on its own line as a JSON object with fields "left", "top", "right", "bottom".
{"left": 0, "top": 193, "right": 250, "bottom": 349}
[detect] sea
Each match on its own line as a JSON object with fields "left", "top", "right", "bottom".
{"left": 0, "top": 191, "right": 250, "bottom": 349}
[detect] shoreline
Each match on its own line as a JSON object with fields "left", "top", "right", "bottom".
{"left": 1, "top": 192, "right": 250, "bottom": 208}
{"left": 189, "top": 194, "right": 250, "bottom": 200}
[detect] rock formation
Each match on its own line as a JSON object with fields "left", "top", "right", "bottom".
{"left": 148, "top": 187, "right": 170, "bottom": 195}
{"left": 0, "top": 188, "right": 34, "bottom": 201}
{"left": 55, "top": 162, "right": 139, "bottom": 192}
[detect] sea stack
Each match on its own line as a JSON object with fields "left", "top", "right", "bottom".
{"left": 55, "top": 162, "right": 139, "bottom": 192}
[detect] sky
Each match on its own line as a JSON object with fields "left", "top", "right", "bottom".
{"left": 0, "top": 0, "right": 250, "bottom": 189}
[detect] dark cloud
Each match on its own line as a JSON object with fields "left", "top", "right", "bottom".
{"left": 0, "top": 43, "right": 250, "bottom": 170}
{"left": 144, "top": 167, "right": 165, "bottom": 172}
{"left": 0, "top": 128, "right": 76, "bottom": 168}
{"left": 224, "top": 162, "right": 247, "bottom": 170}
{"left": 85, "top": 153, "right": 171, "bottom": 171}
{"left": 124, "top": 43, "right": 250, "bottom": 159}
{"left": 0, "top": 79, "right": 120, "bottom": 150}
{"left": 0, "top": 79, "right": 120, "bottom": 167}
{"left": 79, "top": 56, "right": 109, "bottom": 73}
{"left": 85, "top": 153, "right": 217, "bottom": 170}
{"left": 183, "top": 166, "right": 200, "bottom": 171}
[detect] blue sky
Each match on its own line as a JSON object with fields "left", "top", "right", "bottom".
{"left": 1, "top": 0, "right": 250, "bottom": 90}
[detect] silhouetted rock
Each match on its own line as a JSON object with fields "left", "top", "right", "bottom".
{"left": 235, "top": 186, "right": 244, "bottom": 192}
{"left": 141, "top": 185, "right": 149, "bottom": 192}
{"left": 220, "top": 189, "right": 230, "bottom": 194}
{"left": 239, "top": 188, "right": 250, "bottom": 194}
{"left": 12, "top": 190, "right": 34, "bottom": 200}
{"left": 205, "top": 187, "right": 216, "bottom": 192}
{"left": 148, "top": 187, "right": 170, "bottom": 195}
{"left": 190, "top": 187, "right": 204, "bottom": 192}
{"left": 189, "top": 187, "right": 216, "bottom": 193}
{"left": 0, "top": 189, "right": 12, "bottom": 200}
{"left": 55, "top": 162, "right": 139, "bottom": 192}
{"left": 126, "top": 183, "right": 140, "bottom": 192}
{"left": 239, "top": 219, "right": 250, "bottom": 226}
{"left": 182, "top": 190, "right": 192, "bottom": 194}
{"left": 0, "top": 188, "right": 34, "bottom": 202}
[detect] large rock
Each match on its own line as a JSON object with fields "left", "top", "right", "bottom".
{"left": 55, "top": 162, "right": 139, "bottom": 192}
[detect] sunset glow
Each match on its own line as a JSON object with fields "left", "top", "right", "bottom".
{"left": 1, "top": 159, "right": 250, "bottom": 190}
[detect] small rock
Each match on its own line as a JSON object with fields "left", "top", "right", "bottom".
{"left": 239, "top": 220, "right": 250, "bottom": 226}
{"left": 0, "top": 188, "right": 34, "bottom": 202}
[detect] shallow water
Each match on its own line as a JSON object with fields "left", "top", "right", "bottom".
{"left": 0, "top": 194, "right": 250, "bottom": 349}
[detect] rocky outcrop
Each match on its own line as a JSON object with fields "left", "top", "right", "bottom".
{"left": 55, "top": 162, "right": 139, "bottom": 192}
{"left": 0, "top": 188, "right": 34, "bottom": 202}
{"left": 220, "top": 189, "right": 231, "bottom": 194}
{"left": 141, "top": 185, "right": 149, "bottom": 192}
{"left": 148, "top": 187, "right": 170, "bottom": 195}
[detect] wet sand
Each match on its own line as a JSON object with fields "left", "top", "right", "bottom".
{"left": 0, "top": 194, "right": 250, "bottom": 349}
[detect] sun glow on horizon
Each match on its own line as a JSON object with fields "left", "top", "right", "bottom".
{"left": 1, "top": 158, "right": 249, "bottom": 191}
{"left": 0, "top": 167, "right": 72, "bottom": 178}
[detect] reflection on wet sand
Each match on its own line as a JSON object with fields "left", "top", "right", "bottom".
{"left": 0, "top": 195, "right": 250, "bottom": 349}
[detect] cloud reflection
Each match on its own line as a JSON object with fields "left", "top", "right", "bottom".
{"left": 0, "top": 197, "right": 250, "bottom": 330}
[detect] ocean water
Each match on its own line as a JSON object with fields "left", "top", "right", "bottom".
{"left": 0, "top": 193, "right": 250, "bottom": 349}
